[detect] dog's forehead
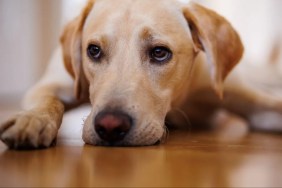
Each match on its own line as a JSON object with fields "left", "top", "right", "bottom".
{"left": 84, "top": 0, "right": 188, "bottom": 36}
{"left": 93, "top": 0, "right": 182, "bottom": 13}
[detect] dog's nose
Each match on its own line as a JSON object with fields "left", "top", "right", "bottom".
{"left": 94, "top": 111, "right": 133, "bottom": 143}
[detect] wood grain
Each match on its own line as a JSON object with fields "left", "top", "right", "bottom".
{"left": 0, "top": 107, "right": 282, "bottom": 187}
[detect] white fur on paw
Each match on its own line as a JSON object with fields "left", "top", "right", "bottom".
{"left": 250, "top": 111, "right": 282, "bottom": 132}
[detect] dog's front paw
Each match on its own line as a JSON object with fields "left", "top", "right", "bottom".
{"left": 250, "top": 111, "right": 282, "bottom": 133}
{"left": 0, "top": 111, "right": 58, "bottom": 149}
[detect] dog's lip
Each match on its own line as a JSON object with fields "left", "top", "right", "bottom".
{"left": 95, "top": 139, "right": 162, "bottom": 147}
{"left": 91, "top": 120, "right": 165, "bottom": 147}
{"left": 95, "top": 140, "right": 125, "bottom": 147}
{"left": 95, "top": 139, "right": 162, "bottom": 148}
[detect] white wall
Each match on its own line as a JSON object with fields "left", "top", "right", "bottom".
{"left": 201, "top": 0, "right": 282, "bottom": 65}
{"left": 0, "top": 0, "right": 38, "bottom": 98}
{"left": 0, "top": 0, "right": 62, "bottom": 103}
{"left": 62, "top": 0, "right": 87, "bottom": 24}
{"left": 0, "top": 0, "right": 281, "bottom": 104}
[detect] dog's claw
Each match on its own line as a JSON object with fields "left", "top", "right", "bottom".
{"left": 0, "top": 112, "right": 58, "bottom": 150}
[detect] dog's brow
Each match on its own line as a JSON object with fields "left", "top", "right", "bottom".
{"left": 87, "top": 34, "right": 109, "bottom": 48}
{"left": 139, "top": 28, "right": 174, "bottom": 52}
{"left": 139, "top": 27, "right": 155, "bottom": 41}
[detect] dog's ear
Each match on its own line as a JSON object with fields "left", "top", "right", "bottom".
{"left": 183, "top": 2, "right": 244, "bottom": 98}
{"left": 60, "top": 0, "right": 95, "bottom": 100}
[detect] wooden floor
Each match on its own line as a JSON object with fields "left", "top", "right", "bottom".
{"left": 0, "top": 105, "right": 282, "bottom": 187}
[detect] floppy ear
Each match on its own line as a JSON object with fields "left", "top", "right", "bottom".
{"left": 60, "top": 0, "right": 95, "bottom": 100}
{"left": 183, "top": 2, "right": 244, "bottom": 98}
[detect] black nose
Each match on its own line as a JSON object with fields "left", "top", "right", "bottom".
{"left": 94, "top": 111, "right": 133, "bottom": 143}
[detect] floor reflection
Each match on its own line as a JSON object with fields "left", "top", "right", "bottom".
{"left": 1, "top": 106, "right": 282, "bottom": 187}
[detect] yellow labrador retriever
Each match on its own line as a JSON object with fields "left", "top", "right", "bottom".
{"left": 1, "top": 0, "right": 281, "bottom": 149}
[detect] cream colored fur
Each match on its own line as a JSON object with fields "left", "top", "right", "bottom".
{"left": 1, "top": 0, "right": 281, "bottom": 149}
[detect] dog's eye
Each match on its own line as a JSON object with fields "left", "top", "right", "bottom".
{"left": 87, "top": 44, "right": 102, "bottom": 61}
{"left": 150, "top": 46, "right": 172, "bottom": 64}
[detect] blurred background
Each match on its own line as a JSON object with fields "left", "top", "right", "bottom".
{"left": 0, "top": 0, "right": 281, "bottom": 106}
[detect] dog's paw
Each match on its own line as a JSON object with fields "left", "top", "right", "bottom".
{"left": 250, "top": 111, "right": 282, "bottom": 133}
{"left": 0, "top": 111, "right": 58, "bottom": 149}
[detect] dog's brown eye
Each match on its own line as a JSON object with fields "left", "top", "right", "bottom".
{"left": 87, "top": 44, "right": 102, "bottom": 61}
{"left": 150, "top": 46, "right": 172, "bottom": 64}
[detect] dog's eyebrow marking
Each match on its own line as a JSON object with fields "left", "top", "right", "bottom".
{"left": 86, "top": 34, "right": 115, "bottom": 61}
{"left": 87, "top": 34, "right": 109, "bottom": 47}
{"left": 140, "top": 27, "right": 154, "bottom": 41}
{"left": 139, "top": 27, "right": 173, "bottom": 52}
{"left": 87, "top": 34, "right": 115, "bottom": 55}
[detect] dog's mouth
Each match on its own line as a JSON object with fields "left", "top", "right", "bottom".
{"left": 83, "top": 118, "right": 167, "bottom": 147}
{"left": 92, "top": 121, "right": 167, "bottom": 147}
{"left": 88, "top": 112, "right": 167, "bottom": 147}
{"left": 82, "top": 101, "right": 169, "bottom": 146}
{"left": 92, "top": 109, "right": 133, "bottom": 144}
{"left": 94, "top": 139, "right": 162, "bottom": 147}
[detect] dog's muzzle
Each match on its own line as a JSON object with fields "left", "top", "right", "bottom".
{"left": 94, "top": 110, "right": 133, "bottom": 144}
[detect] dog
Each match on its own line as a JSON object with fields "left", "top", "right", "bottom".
{"left": 1, "top": 0, "right": 281, "bottom": 149}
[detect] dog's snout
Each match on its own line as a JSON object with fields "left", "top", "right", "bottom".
{"left": 94, "top": 111, "right": 133, "bottom": 143}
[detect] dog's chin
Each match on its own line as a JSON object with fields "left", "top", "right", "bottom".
{"left": 82, "top": 123, "right": 165, "bottom": 147}
{"left": 93, "top": 138, "right": 162, "bottom": 147}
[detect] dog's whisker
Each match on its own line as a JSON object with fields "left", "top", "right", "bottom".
{"left": 172, "top": 108, "right": 193, "bottom": 133}
{"left": 81, "top": 116, "right": 88, "bottom": 125}
{"left": 164, "top": 120, "right": 173, "bottom": 127}
{"left": 160, "top": 125, "right": 170, "bottom": 144}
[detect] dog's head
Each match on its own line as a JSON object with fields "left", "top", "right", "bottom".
{"left": 60, "top": 0, "right": 243, "bottom": 146}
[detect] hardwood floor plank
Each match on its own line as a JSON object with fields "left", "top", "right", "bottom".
{"left": 0, "top": 107, "right": 282, "bottom": 187}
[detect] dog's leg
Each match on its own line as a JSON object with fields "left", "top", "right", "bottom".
{"left": 179, "top": 81, "right": 282, "bottom": 133}
{"left": 0, "top": 48, "right": 81, "bottom": 149}
{"left": 222, "top": 75, "right": 282, "bottom": 133}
